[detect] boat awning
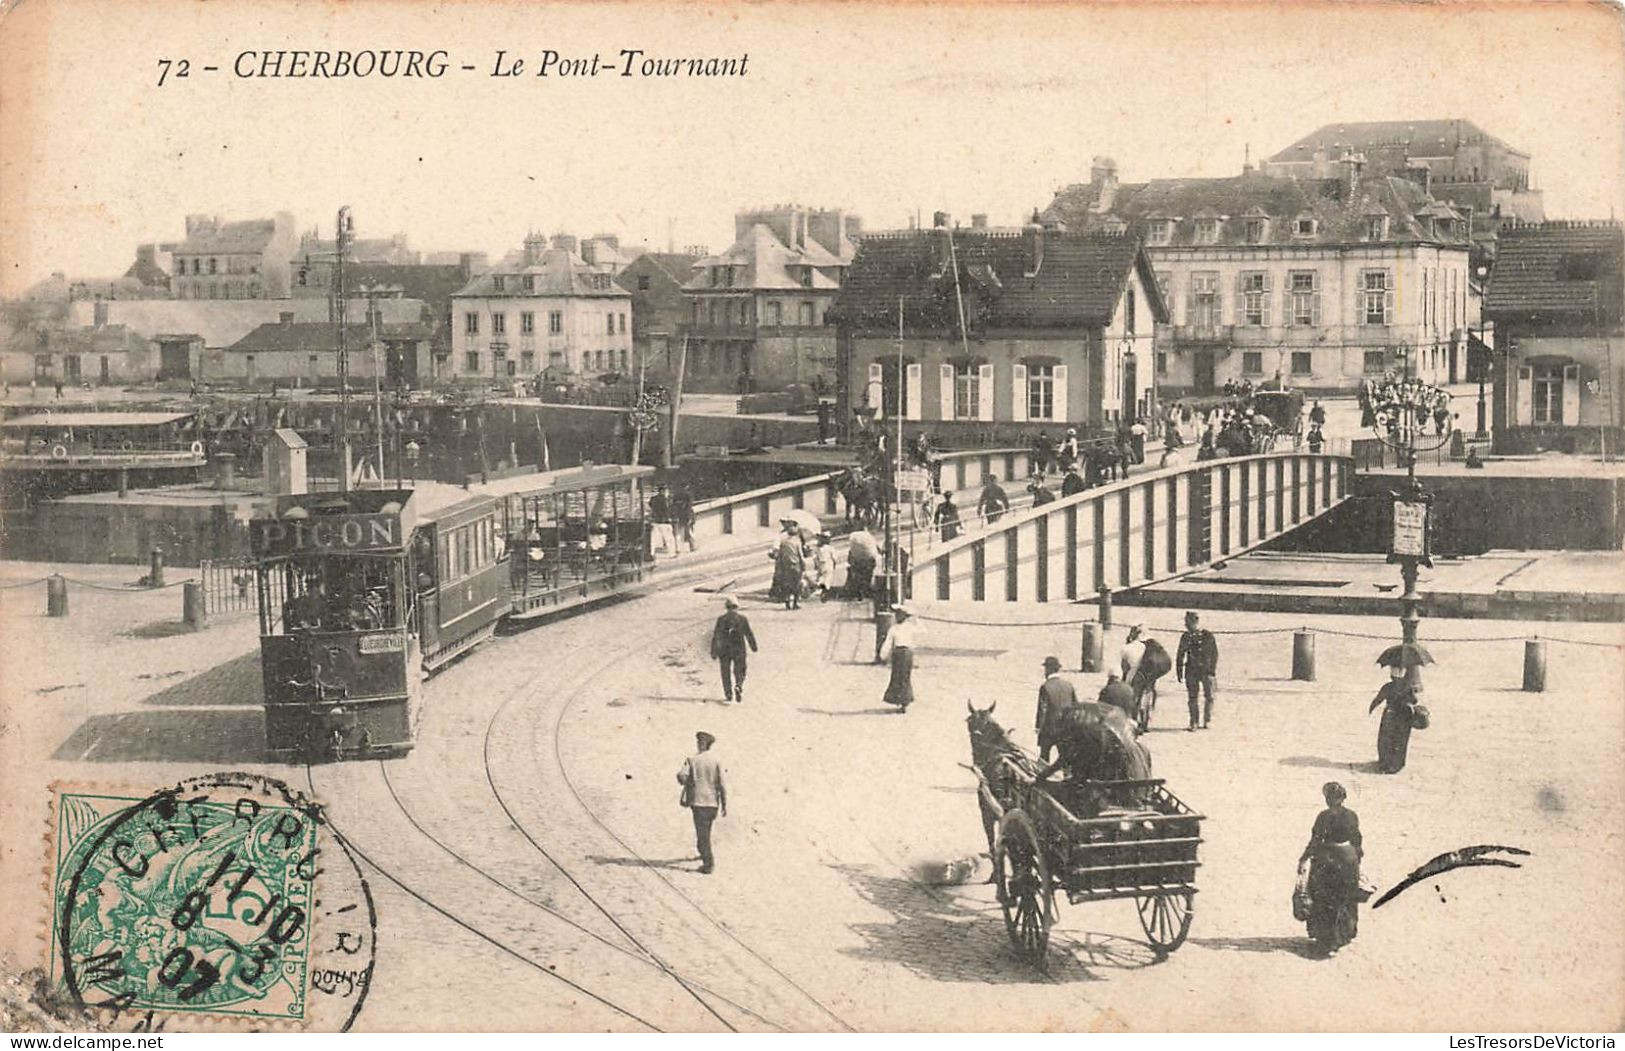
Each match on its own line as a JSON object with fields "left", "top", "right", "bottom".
{"left": 2, "top": 412, "right": 195, "bottom": 429}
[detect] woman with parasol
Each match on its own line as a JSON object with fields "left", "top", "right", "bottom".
{"left": 1370, "top": 643, "right": 1431, "bottom": 773}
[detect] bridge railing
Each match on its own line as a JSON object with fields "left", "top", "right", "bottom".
{"left": 688, "top": 447, "right": 1034, "bottom": 547}
{"left": 908, "top": 452, "right": 1353, "bottom": 605}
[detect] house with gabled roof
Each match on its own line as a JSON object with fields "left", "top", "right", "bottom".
{"left": 828, "top": 217, "right": 1167, "bottom": 437}
{"left": 163, "top": 212, "right": 299, "bottom": 300}
{"left": 1485, "top": 221, "right": 1624, "bottom": 454}
{"left": 1043, "top": 155, "right": 1472, "bottom": 395}
{"left": 680, "top": 205, "right": 859, "bottom": 393}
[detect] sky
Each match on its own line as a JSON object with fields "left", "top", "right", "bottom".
{"left": 2, "top": 0, "right": 1623, "bottom": 297}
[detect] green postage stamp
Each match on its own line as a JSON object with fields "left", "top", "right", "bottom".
{"left": 47, "top": 773, "right": 375, "bottom": 1030}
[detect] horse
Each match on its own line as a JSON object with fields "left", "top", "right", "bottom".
{"left": 837, "top": 468, "right": 885, "bottom": 529}
{"left": 965, "top": 701, "right": 1038, "bottom": 855}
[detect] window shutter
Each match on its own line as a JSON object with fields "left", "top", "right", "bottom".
{"left": 1052, "top": 364, "right": 1069, "bottom": 424}
{"left": 940, "top": 363, "right": 955, "bottom": 420}
{"left": 906, "top": 362, "right": 923, "bottom": 421}
{"left": 1562, "top": 364, "right": 1580, "bottom": 425}
{"left": 1515, "top": 366, "right": 1534, "bottom": 425}
{"left": 977, "top": 363, "right": 994, "bottom": 421}
{"left": 1385, "top": 269, "right": 1396, "bottom": 324}
{"left": 1262, "top": 272, "right": 1274, "bottom": 327}
{"left": 1011, "top": 363, "right": 1028, "bottom": 422}
{"left": 1311, "top": 287, "right": 1322, "bottom": 328}
{"left": 1185, "top": 284, "right": 1196, "bottom": 329}
{"left": 866, "top": 363, "right": 883, "bottom": 413}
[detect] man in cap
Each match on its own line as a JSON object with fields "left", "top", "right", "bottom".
{"left": 1097, "top": 670, "right": 1136, "bottom": 719}
{"left": 677, "top": 731, "right": 727, "bottom": 873}
{"left": 977, "top": 474, "right": 1010, "bottom": 526}
{"left": 709, "top": 596, "right": 758, "bottom": 704}
{"left": 1035, "top": 655, "right": 1080, "bottom": 763}
{"left": 1176, "top": 610, "right": 1220, "bottom": 730}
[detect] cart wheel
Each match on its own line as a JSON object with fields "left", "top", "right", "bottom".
{"left": 994, "top": 810, "right": 1054, "bottom": 967}
{"left": 1136, "top": 891, "right": 1194, "bottom": 957}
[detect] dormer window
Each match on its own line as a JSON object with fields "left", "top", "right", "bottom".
{"left": 522, "top": 275, "right": 536, "bottom": 293}
{"left": 1295, "top": 216, "right": 1317, "bottom": 237}
{"left": 1147, "top": 219, "right": 1173, "bottom": 246}
{"left": 724, "top": 266, "right": 735, "bottom": 288}
{"left": 800, "top": 268, "right": 814, "bottom": 289}
{"left": 1366, "top": 215, "right": 1389, "bottom": 241}
{"left": 709, "top": 267, "right": 721, "bottom": 288}
{"left": 492, "top": 275, "right": 506, "bottom": 293}
{"left": 1195, "top": 219, "right": 1220, "bottom": 245}
{"left": 1244, "top": 218, "right": 1268, "bottom": 244}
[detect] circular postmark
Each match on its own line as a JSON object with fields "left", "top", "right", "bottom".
{"left": 53, "top": 772, "right": 375, "bottom": 1031}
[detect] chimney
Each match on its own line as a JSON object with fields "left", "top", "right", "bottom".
{"left": 184, "top": 213, "right": 217, "bottom": 238}
{"left": 1090, "top": 156, "right": 1120, "bottom": 213}
{"left": 581, "top": 241, "right": 598, "bottom": 266}
{"left": 932, "top": 211, "right": 951, "bottom": 229}
{"left": 1311, "top": 146, "right": 1329, "bottom": 179}
{"left": 279, "top": 311, "right": 295, "bottom": 326}
{"left": 1023, "top": 210, "right": 1045, "bottom": 278}
{"left": 523, "top": 233, "right": 547, "bottom": 267}
{"left": 551, "top": 233, "right": 578, "bottom": 255}
{"left": 1406, "top": 161, "right": 1432, "bottom": 195}
{"left": 1338, "top": 151, "right": 1364, "bottom": 200}
{"left": 971, "top": 214, "right": 988, "bottom": 229}
{"left": 93, "top": 299, "right": 109, "bottom": 328}
{"left": 136, "top": 244, "right": 157, "bottom": 268}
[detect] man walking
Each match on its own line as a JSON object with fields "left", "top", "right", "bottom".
{"left": 977, "top": 475, "right": 1010, "bottom": 525}
{"left": 1035, "top": 655, "right": 1079, "bottom": 763}
{"left": 934, "top": 491, "right": 962, "bottom": 542}
{"left": 677, "top": 731, "right": 726, "bottom": 873}
{"left": 709, "top": 596, "right": 758, "bottom": 703}
{"left": 1176, "top": 611, "right": 1220, "bottom": 731}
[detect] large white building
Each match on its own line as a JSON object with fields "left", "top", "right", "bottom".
{"left": 1043, "top": 157, "right": 1474, "bottom": 394}
{"left": 449, "top": 234, "right": 633, "bottom": 385}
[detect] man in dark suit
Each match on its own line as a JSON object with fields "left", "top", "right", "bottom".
{"left": 709, "top": 596, "right": 758, "bottom": 704}
{"left": 1176, "top": 610, "right": 1220, "bottom": 731}
{"left": 1035, "top": 655, "right": 1080, "bottom": 763}
{"left": 1096, "top": 671, "right": 1136, "bottom": 720}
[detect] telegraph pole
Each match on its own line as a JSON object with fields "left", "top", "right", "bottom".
{"left": 335, "top": 205, "right": 354, "bottom": 491}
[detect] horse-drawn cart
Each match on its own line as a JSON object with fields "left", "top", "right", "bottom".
{"left": 967, "top": 708, "right": 1205, "bottom": 967}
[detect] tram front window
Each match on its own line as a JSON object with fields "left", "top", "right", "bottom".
{"left": 278, "top": 558, "right": 401, "bottom": 634}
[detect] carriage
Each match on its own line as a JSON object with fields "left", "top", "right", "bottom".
{"left": 1251, "top": 389, "right": 1306, "bottom": 445}
{"left": 966, "top": 705, "right": 1205, "bottom": 966}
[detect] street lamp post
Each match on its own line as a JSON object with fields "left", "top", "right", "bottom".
{"left": 1369, "top": 365, "right": 1454, "bottom": 688}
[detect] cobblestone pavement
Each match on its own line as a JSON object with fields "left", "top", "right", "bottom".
{"left": 5, "top": 552, "right": 1622, "bottom": 1031}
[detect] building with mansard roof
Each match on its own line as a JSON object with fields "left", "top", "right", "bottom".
{"left": 680, "top": 205, "right": 859, "bottom": 393}
{"left": 1042, "top": 156, "right": 1473, "bottom": 395}
{"left": 449, "top": 233, "right": 631, "bottom": 386}
{"left": 163, "top": 213, "right": 300, "bottom": 300}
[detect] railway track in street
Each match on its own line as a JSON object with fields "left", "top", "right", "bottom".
{"left": 306, "top": 543, "right": 854, "bottom": 1031}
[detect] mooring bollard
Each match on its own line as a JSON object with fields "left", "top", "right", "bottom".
{"left": 1522, "top": 638, "right": 1546, "bottom": 693}
{"left": 149, "top": 548, "right": 165, "bottom": 589}
{"left": 874, "top": 610, "right": 895, "bottom": 665}
{"left": 1097, "top": 585, "right": 1113, "bottom": 630}
{"left": 46, "top": 574, "right": 68, "bottom": 617}
{"left": 1081, "top": 622, "right": 1103, "bottom": 672}
{"left": 1292, "top": 629, "right": 1316, "bottom": 681}
{"left": 182, "top": 581, "right": 207, "bottom": 631}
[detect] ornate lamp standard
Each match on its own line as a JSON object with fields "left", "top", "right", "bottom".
{"left": 1369, "top": 368, "right": 1454, "bottom": 687}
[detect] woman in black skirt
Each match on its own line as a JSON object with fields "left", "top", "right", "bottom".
{"left": 878, "top": 606, "right": 920, "bottom": 713}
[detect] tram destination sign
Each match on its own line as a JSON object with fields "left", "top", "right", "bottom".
{"left": 251, "top": 513, "right": 404, "bottom": 556}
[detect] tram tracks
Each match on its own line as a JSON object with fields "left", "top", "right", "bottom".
{"left": 305, "top": 548, "right": 851, "bottom": 1032}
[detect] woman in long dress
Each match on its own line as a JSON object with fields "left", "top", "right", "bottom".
{"left": 878, "top": 606, "right": 920, "bottom": 713}
{"left": 1299, "top": 781, "right": 1363, "bottom": 957}
{"left": 769, "top": 523, "right": 805, "bottom": 609}
{"left": 1370, "top": 666, "right": 1419, "bottom": 773}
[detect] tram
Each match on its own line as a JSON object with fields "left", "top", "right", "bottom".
{"left": 250, "top": 464, "right": 655, "bottom": 760}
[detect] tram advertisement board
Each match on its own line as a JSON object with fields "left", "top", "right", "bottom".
{"left": 251, "top": 513, "right": 404, "bottom": 556}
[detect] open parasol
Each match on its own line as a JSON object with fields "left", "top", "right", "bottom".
{"left": 781, "top": 508, "right": 822, "bottom": 535}
{"left": 1375, "top": 642, "right": 1435, "bottom": 669}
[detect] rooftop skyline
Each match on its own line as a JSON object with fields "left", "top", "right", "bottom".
{"left": 3, "top": 0, "right": 1622, "bottom": 299}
